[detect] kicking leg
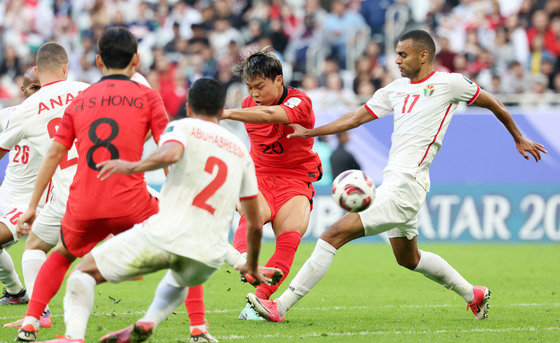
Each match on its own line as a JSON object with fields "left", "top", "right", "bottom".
{"left": 248, "top": 212, "right": 365, "bottom": 321}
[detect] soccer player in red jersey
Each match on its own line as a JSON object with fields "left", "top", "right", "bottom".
{"left": 14, "top": 28, "right": 169, "bottom": 342}
{"left": 222, "top": 48, "right": 322, "bottom": 319}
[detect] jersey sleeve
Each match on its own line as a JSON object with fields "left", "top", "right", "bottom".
{"left": 147, "top": 89, "right": 170, "bottom": 144}
{"left": 0, "top": 107, "right": 26, "bottom": 151}
{"left": 239, "top": 155, "right": 259, "bottom": 200}
{"left": 280, "top": 96, "right": 313, "bottom": 126}
{"left": 363, "top": 87, "right": 392, "bottom": 119}
{"left": 54, "top": 108, "right": 76, "bottom": 150}
{"left": 450, "top": 73, "right": 481, "bottom": 105}
{"left": 158, "top": 121, "right": 188, "bottom": 149}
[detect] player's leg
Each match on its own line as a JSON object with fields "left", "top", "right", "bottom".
{"left": 232, "top": 191, "right": 271, "bottom": 254}
{"left": 0, "top": 221, "right": 27, "bottom": 304}
{"left": 184, "top": 285, "right": 217, "bottom": 342}
{"left": 248, "top": 212, "right": 365, "bottom": 321}
{"left": 254, "top": 195, "right": 310, "bottom": 300}
{"left": 17, "top": 241, "right": 76, "bottom": 341}
{"left": 389, "top": 235, "right": 490, "bottom": 319}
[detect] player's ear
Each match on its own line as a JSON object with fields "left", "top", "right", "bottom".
{"left": 62, "top": 63, "right": 69, "bottom": 77}
{"left": 420, "top": 50, "right": 429, "bottom": 64}
{"left": 275, "top": 75, "right": 283, "bottom": 86}
{"left": 131, "top": 53, "right": 140, "bottom": 67}
{"left": 95, "top": 54, "right": 104, "bottom": 70}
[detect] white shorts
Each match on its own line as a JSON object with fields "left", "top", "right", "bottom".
{"left": 92, "top": 225, "right": 216, "bottom": 287}
{"left": 0, "top": 205, "right": 27, "bottom": 248}
{"left": 32, "top": 197, "right": 66, "bottom": 246}
{"left": 358, "top": 171, "right": 426, "bottom": 240}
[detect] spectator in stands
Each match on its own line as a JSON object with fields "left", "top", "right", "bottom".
{"left": 437, "top": 36, "right": 457, "bottom": 72}
{"left": 360, "top": 0, "right": 394, "bottom": 35}
{"left": 127, "top": 1, "right": 157, "bottom": 43}
{"left": 210, "top": 17, "right": 244, "bottom": 59}
{"left": 330, "top": 132, "right": 361, "bottom": 179}
{"left": 284, "top": 14, "right": 323, "bottom": 75}
{"left": 313, "top": 136, "right": 333, "bottom": 188}
{"left": 0, "top": 46, "right": 21, "bottom": 80}
{"left": 529, "top": 34, "right": 555, "bottom": 74}
{"left": 488, "top": 74, "right": 505, "bottom": 94}
{"left": 323, "top": 0, "right": 367, "bottom": 68}
{"left": 505, "top": 15, "right": 530, "bottom": 68}
{"left": 504, "top": 61, "right": 533, "bottom": 94}
{"left": 527, "top": 10, "right": 559, "bottom": 57}
{"left": 492, "top": 27, "right": 516, "bottom": 74}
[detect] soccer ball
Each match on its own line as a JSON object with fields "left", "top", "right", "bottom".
{"left": 331, "top": 170, "right": 375, "bottom": 212}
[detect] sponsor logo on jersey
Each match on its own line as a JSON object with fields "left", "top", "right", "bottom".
{"left": 424, "top": 85, "right": 435, "bottom": 96}
{"left": 164, "top": 125, "right": 174, "bottom": 133}
{"left": 283, "top": 97, "right": 301, "bottom": 109}
{"left": 463, "top": 76, "right": 473, "bottom": 84}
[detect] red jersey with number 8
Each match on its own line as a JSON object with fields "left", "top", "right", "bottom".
{"left": 55, "top": 75, "right": 169, "bottom": 220}
{"left": 242, "top": 86, "right": 322, "bottom": 182}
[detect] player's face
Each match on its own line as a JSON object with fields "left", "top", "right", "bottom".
{"left": 22, "top": 81, "right": 41, "bottom": 98}
{"left": 394, "top": 39, "right": 422, "bottom": 79}
{"left": 245, "top": 75, "right": 283, "bottom": 106}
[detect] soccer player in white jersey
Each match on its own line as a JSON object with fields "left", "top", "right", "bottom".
{"left": 0, "top": 68, "right": 43, "bottom": 305}
{"left": 29, "top": 78, "right": 269, "bottom": 343}
{"left": 0, "top": 43, "right": 89, "bottom": 329}
{"left": 247, "top": 30, "right": 547, "bottom": 323}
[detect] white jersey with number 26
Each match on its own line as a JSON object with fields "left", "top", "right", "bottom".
{"left": 0, "top": 80, "right": 90, "bottom": 207}
{"left": 364, "top": 71, "right": 480, "bottom": 191}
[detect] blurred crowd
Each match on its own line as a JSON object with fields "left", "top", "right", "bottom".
{"left": 0, "top": 0, "right": 559, "bottom": 116}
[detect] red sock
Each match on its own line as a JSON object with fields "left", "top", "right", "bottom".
{"left": 185, "top": 284, "right": 205, "bottom": 326}
{"left": 26, "top": 252, "right": 72, "bottom": 319}
{"left": 255, "top": 230, "right": 301, "bottom": 300}
{"left": 233, "top": 216, "right": 247, "bottom": 254}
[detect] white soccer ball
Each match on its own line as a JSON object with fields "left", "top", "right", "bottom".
{"left": 331, "top": 169, "right": 375, "bottom": 213}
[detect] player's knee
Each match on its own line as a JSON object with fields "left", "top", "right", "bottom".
{"left": 395, "top": 255, "right": 420, "bottom": 270}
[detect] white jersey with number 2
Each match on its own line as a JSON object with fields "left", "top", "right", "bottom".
{"left": 142, "top": 118, "right": 258, "bottom": 269}
{"left": 364, "top": 71, "right": 480, "bottom": 191}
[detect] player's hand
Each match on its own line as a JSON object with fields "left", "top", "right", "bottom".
{"left": 96, "top": 160, "right": 136, "bottom": 180}
{"left": 17, "top": 208, "right": 37, "bottom": 237}
{"left": 516, "top": 137, "right": 547, "bottom": 162}
{"left": 237, "top": 263, "right": 272, "bottom": 286}
{"left": 287, "top": 123, "right": 310, "bottom": 138}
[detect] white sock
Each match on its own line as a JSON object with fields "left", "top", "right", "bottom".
{"left": 22, "top": 249, "right": 50, "bottom": 313}
{"left": 276, "top": 239, "right": 337, "bottom": 316}
{"left": 223, "top": 244, "right": 246, "bottom": 269}
{"left": 140, "top": 270, "right": 188, "bottom": 327}
{"left": 414, "top": 250, "right": 474, "bottom": 303}
{"left": 63, "top": 270, "right": 96, "bottom": 339}
{"left": 0, "top": 249, "right": 23, "bottom": 294}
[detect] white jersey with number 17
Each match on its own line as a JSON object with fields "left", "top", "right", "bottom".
{"left": 364, "top": 71, "right": 480, "bottom": 191}
{"left": 0, "top": 80, "right": 90, "bottom": 207}
{"left": 142, "top": 118, "right": 259, "bottom": 269}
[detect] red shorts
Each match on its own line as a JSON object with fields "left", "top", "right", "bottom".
{"left": 257, "top": 175, "right": 315, "bottom": 221}
{"left": 60, "top": 196, "right": 158, "bottom": 257}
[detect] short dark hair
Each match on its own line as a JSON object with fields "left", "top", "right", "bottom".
{"left": 233, "top": 47, "right": 283, "bottom": 82}
{"left": 36, "top": 42, "right": 68, "bottom": 72}
{"left": 399, "top": 30, "right": 436, "bottom": 61}
{"left": 98, "top": 27, "right": 138, "bottom": 69}
{"left": 188, "top": 78, "right": 225, "bottom": 117}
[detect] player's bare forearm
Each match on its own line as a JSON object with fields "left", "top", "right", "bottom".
{"left": 29, "top": 142, "right": 67, "bottom": 209}
{"left": 223, "top": 106, "right": 290, "bottom": 124}
{"left": 473, "top": 89, "right": 547, "bottom": 161}
{"left": 97, "top": 141, "right": 183, "bottom": 180}
{"left": 473, "top": 90, "right": 522, "bottom": 141}
{"left": 289, "top": 106, "right": 373, "bottom": 138}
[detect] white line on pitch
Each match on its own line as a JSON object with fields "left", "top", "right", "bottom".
{"left": 1, "top": 303, "right": 559, "bottom": 321}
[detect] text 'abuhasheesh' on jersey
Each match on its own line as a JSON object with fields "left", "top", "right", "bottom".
{"left": 141, "top": 118, "right": 259, "bottom": 269}
{"left": 242, "top": 86, "right": 322, "bottom": 182}
{"left": 363, "top": 71, "right": 480, "bottom": 191}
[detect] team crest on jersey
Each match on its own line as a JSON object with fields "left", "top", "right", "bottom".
{"left": 424, "top": 85, "right": 435, "bottom": 96}
{"left": 284, "top": 97, "right": 301, "bottom": 109}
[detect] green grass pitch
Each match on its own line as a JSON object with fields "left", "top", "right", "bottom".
{"left": 1, "top": 241, "right": 559, "bottom": 342}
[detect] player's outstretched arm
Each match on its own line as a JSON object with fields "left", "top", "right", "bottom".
{"left": 288, "top": 106, "right": 375, "bottom": 139}
{"left": 472, "top": 89, "right": 547, "bottom": 162}
{"left": 223, "top": 106, "right": 290, "bottom": 124}
{"left": 97, "top": 141, "right": 184, "bottom": 180}
{"left": 237, "top": 196, "right": 271, "bottom": 286}
{"left": 17, "top": 142, "right": 69, "bottom": 235}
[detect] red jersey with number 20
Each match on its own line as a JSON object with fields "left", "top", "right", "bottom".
{"left": 55, "top": 75, "right": 169, "bottom": 220}
{"left": 243, "top": 86, "right": 322, "bottom": 182}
